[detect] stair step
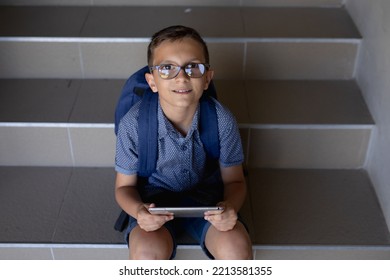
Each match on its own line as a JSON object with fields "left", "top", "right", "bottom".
{"left": 0, "top": 125, "right": 372, "bottom": 168}
{"left": 0, "top": 40, "right": 360, "bottom": 79}
{"left": 217, "top": 80, "right": 374, "bottom": 125}
{"left": 248, "top": 169, "right": 390, "bottom": 245}
{"left": 253, "top": 246, "right": 390, "bottom": 260}
{"left": 0, "top": 79, "right": 373, "bottom": 168}
{"left": 0, "top": 0, "right": 345, "bottom": 8}
{"left": 1, "top": 244, "right": 390, "bottom": 260}
{"left": 0, "top": 6, "right": 360, "bottom": 38}
{"left": 0, "top": 79, "right": 123, "bottom": 123}
{"left": 0, "top": 79, "right": 373, "bottom": 125}
{"left": 0, "top": 6, "right": 360, "bottom": 79}
{"left": 0, "top": 167, "right": 389, "bottom": 259}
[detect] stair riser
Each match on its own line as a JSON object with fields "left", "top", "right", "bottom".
{"left": 0, "top": 126, "right": 114, "bottom": 167}
{"left": 0, "top": 40, "right": 358, "bottom": 80}
{"left": 246, "top": 128, "right": 372, "bottom": 169}
{"left": 0, "top": 126, "right": 371, "bottom": 168}
{"left": 0, "top": 6, "right": 360, "bottom": 39}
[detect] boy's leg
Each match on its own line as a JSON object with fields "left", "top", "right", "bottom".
{"left": 205, "top": 221, "right": 253, "bottom": 260}
{"left": 128, "top": 225, "right": 174, "bottom": 260}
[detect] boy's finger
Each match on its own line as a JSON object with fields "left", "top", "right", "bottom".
{"left": 204, "top": 207, "right": 224, "bottom": 216}
{"left": 147, "top": 203, "right": 156, "bottom": 208}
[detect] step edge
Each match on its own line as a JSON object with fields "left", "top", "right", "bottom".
{"left": 1, "top": 243, "right": 390, "bottom": 251}
{"left": 0, "top": 37, "right": 362, "bottom": 43}
{"left": 239, "top": 124, "right": 374, "bottom": 129}
{"left": 0, "top": 122, "right": 374, "bottom": 129}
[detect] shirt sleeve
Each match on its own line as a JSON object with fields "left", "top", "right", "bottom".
{"left": 114, "top": 102, "right": 141, "bottom": 175}
{"left": 214, "top": 99, "right": 245, "bottom": 167}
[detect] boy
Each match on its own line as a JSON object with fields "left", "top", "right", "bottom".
{"left": 115, "top": 25, "right": 252, "bottom": 259}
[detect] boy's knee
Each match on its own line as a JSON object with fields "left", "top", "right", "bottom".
{"left": 130, "top": 247, "right": 171, "bottom": 260}
{"left": 207, "top": 225, "right": 253, "bottom": 260}
{"left": 130, "top": 239, "right": 173, "bottom": 259}
{"left": 129, "top": 227, "right": 174, "bottom": 260}
{"left": 213, "top": 238, "right": 253, "bottom": 260}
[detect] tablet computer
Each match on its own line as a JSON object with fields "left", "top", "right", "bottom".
{"left": 148, "top": 206, "right": 224, "bottom": 217}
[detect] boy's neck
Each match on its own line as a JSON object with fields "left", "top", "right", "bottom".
{"left": 161, "top": 103, "right": 197, "bottom": 137}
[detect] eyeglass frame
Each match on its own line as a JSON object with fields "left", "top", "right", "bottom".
{"left": 149, "top": 63, "right": 211, "bottom": 80}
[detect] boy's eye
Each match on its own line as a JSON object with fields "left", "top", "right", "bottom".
{"left": 158, "top": 64, "right": 178, "bottom": 79}
{"left": 160, "top": 64, "right": 175, "bottom": 71}
{"left": 186, "top": 63, "right": 198, "bottom": 69}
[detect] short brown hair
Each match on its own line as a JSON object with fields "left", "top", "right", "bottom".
{"left": 147, "top": 25, "right": 209, "bottom": 66}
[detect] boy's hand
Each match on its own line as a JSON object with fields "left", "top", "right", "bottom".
{"left": 204, "top": 202, "right": 237, "bottom": 232}
{"left": 136, "top": 203, "right": 174, "bottom": 232}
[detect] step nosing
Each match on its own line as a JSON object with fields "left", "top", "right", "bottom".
{"left": 239, "top": 124, "right": 374, "bottom": 129}
{"left": 0, "top": 37, "right": 362, "bottom": 43}
{"left": 253, "top": 245, "right": 390, "bottom": 251}
{"left": 0, "top": 122, "right": 114, "bottom": 128}
{"left": 1, "top": 243, "right": 390, "bottom": 251}
{"left": 0, "top": 37, "right": 150, "bottom": 43}
{"left": 0, "top": 122, "right": 374, "bottom": 129}
{"left": 0, "top": 243, "right": 127, "bottom": 249}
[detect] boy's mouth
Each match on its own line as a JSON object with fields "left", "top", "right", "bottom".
{"left": 172, "top": 89, "right": 192, "bottom": 94}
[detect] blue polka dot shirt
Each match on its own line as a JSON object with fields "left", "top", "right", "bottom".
{"left": 115, "top": 97, "right": 244, "bottom": 199}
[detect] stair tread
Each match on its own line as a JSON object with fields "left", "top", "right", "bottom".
{"left": 0, "top": 79, "right": 374, "bottom": 126}
{"left": 248, "top": 168, "right": 390, "bottom": 245}
{"left": 0, "top": 166, "right": 389, "bottom": 246}
{"left": 0, "top": 6, "right": 360, "bottom": 39}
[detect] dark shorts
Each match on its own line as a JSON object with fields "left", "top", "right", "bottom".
{"left": 124, "top": 215, "right": 213, "bottom": 259}
{"left": 124, "top": 214, "right": 249, "bottom": 259}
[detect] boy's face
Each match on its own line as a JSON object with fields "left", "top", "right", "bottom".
{"left": 145, "top": 38, "right": 214, "bottom": 112}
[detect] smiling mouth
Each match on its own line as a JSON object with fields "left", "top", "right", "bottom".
{"left": 173, "top": 89, "right": 192, "bottom": 94}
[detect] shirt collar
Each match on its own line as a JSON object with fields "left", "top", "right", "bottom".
{"left": 157, "top": 99, "right": 200, "bottom": 140}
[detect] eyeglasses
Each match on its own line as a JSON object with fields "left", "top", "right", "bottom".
{"left": 150, "top": 63, "right": 210, "bottom": 80}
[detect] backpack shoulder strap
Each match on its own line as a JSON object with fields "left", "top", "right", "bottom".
{"left": 137, "top": 90, "right": 159, "bottom": 178}
{"left": 115, "top": 90, "right": 157, "bottom": 232}
{"left": 199, "top": 94, "right": 220, "bottom": 160}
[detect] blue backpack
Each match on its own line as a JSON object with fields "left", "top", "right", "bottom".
{"left": 114, "top": 66, "right": 220, "bottom": 231}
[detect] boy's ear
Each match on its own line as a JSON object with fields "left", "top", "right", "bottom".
{"left": 203, "top": 69, "right": 214, "bottom": 90}
{"left": 145, "top": 73, "right": 158, "bottom": 93}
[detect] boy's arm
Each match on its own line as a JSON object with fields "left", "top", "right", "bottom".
{"left": 115, "top": 172, "right": 173, "bottom": 232}
{"left": 115, "top": 172, "right": 143, "bottom": 217}
{"left": 220, "top": 164, "right": 247, "bottom": 212}
{"left": 205, "top": 164, "right": 247, "bottom": 231}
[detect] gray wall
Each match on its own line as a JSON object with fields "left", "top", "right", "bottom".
{"left": 346, "top": 0, "right": 390, "bottom": 231}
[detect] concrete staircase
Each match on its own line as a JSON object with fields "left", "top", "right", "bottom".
{"left": 1, "top": 0, "right": 390, "bottom": 260}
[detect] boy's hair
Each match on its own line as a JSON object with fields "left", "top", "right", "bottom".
{"left": 147, "top": 25, "right": 209, "bottom": 66}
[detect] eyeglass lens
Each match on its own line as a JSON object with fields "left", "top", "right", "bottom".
{"left": 157, "top": 63, "right": 207, "bottom": 79}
